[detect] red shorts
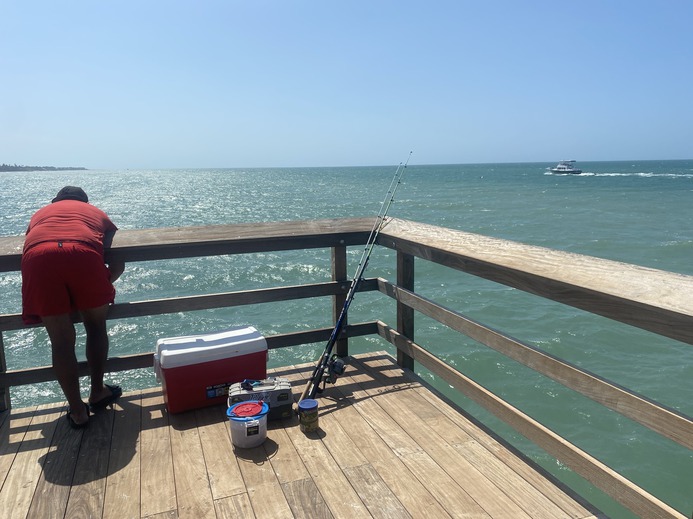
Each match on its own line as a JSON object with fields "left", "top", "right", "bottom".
{"left": 21, "top": 241, "right": 116, "bottom": 324}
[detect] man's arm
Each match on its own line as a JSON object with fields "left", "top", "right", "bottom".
{"left": 103, "top": 230, "right": 125, "bottom": 282}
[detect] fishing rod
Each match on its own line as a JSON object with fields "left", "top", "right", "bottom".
{"left": 297, "top": 151, "right": 412, "bottom": 405}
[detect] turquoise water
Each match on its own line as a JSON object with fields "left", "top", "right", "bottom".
{"left": 1, "top": 160, "right": 692, "bottom": 517}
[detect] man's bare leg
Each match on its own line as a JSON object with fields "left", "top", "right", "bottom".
{"left": 81, "top": 304, "right": 114, "bottom": 405}
{"left": 42, "top": 314, "right": 88, "bottom": 426}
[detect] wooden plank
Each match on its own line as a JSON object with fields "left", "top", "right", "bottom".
{"left": 144, "top": 511, "right": 179, "bottom": 519}
{"left": 264, "top": 424, "right": 311, "bottom": 485}
{"left": 380, "top": 218, "right": 693, "bottom": 345}
{"left": 352, "top": 353, "right": 597, "bottom": 518}
{"left": 106, "top": 281, "right": 349, "bottom": 320}
{"left": 336, "top": 364, "right": 423, "bottom": 458}
{"left": 359, "top": 351, "right": 419, "bottom": 383}
{"left": 318, "top": 362, "right": 439, "bottom": 519}
{"left": 28, "top": 404, "right": 83, "bottom": 519}
{"left": 343, "top": 463, "right": 412, "bottom": 519}
{"left": 225, "top": 363, "right": 296, "bottom": 518}
{"left": 320, "top": 402, "right": 396, "bottom": 463}
{"left": 332, "top": 244, "right": 349, "bottom": 357}
{"left": 420, "top": 392, "right": 599, "bottom": 519}
{"left": 107, "top": 217, "right": 372, "bottom": 248}
{"left": 386, "top": 402, "right": 532, "bottom": 519}
{"left": 316, "top": 409, "right": 369, "bottom": 470}
{"left": 0, "top": 217, "right": 374, "bottom": 271}
{"left": 371, "top": 456, "right": 454, "bottom": 519}
{"left": 280, "top": 365, "right": 371, "bottom": 519}
{"left": 397, "top": 448, "right": 491, "bottom": 519}
{"left": 396, "top": 250, "right": 415, "bottom": 370}
{"left": 0, "top": 333, "right": 9, "bottom": 412}
{"left": 0, "top": 406, "right": 36, "bottom": 491}
{"left": 319, "top": 394, "right": 454, "bottom": 519}
{"left": 234, "top": 442, "right": 283, "bottom": 491}
{"left": 0, "top": 321, "right": 379, "bottom": 388}
{"left": 64, "top": 405, "right": 115, "bottom": 518}
{"left": 459, "top": 440, "right": 592, "bottom": 519}
{"left": 433, "top": 406, "right": 600, "bottom": 518}
{"left": 106, "top": 218, "right": 372, "bottom": 264}
{"left": 281, "top": 478, "right": 334, "bottom": 519}
{"left": 195, "top": 404, "right": 245, "bottom": 500}
{"left": 399, "top": 393, "right": 474, "bottom": 446}
{"left": 235, "top": 444, "right": 294, "bottom": 519}
{"left": 103, "top": 392, "right": 142, "bottom": 519}
{"left": 362, "top": 355, "right": 578, "bottom": 519}
{"left": 367, "top": 350, "right": 596, "bottom": 517}
{"left": 140, "top": 388, "right": 176, "bottom": 518}
{"left": 0, "top": 403, "right": 61, "bottom": 519}
{"left": 337, "top": 363, "right": 490, "bottom": 518}
{"left": 283, "top": 416, "right": 370, "bottom": 519}
{"left": 356, "top": 358, "right": 535, "bottom": 519}
{"left": 214, "top": 493, "right": 255, "bottom": 519}
{"left": 167, "top": 410, "right": 215, "bottom": 519}
{"left": 405, "top": 372, "right": 591, "bottom": 518}
{"left": 403, "top": 371, "right": 599, "bottom": 518}
{"left": 350, "top": 354, "right": 602, "bottom": 519}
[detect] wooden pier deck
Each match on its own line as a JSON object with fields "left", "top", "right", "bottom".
{"left": 0, "top": 351, "right": 599, "bottom": 519}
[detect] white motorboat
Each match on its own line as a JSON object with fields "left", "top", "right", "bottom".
{"left": 548, "top": 160, "right": 582, "bottom": 174}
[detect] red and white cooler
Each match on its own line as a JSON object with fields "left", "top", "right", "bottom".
{"left": 154, "top": 326, "right": 267, "bottom": 414}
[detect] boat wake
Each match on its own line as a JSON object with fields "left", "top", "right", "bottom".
{"left": 545, "top": 171, "right": 693, "bottom": 179}
{"left": 594, "top": 172, "right": 693, "bottom": 178}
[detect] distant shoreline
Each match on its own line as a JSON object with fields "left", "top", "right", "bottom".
{"left": 0, "top": 164, "right": 87, "bottom": 172}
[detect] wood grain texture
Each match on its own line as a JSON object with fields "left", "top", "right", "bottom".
{"left": 379, "top": 218, "right": 693, "bottom": 344}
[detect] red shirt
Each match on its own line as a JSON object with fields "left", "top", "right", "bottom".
{"left": 23, "top": 200, "right": 118, "bottom": 256}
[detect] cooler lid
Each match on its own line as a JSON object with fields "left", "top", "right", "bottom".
{"left": 157, "top": 326, "right": 267, "bottom": 368}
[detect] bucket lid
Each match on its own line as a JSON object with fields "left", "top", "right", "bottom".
{"left": 298, "top": 398, "right": 318, "bottom": 411}
{"left": 227, "top": 400, "right": 269, "bottom": 418}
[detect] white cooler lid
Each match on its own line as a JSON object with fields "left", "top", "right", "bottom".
{"left": 156, "top": 326, "right": 266, "bottom": 369}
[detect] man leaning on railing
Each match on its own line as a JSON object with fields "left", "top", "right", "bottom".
{"left": 20, "top": 186, "right": 125, "bottom": 429}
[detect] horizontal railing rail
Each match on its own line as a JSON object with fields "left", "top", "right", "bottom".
{"left": 376, "top": 218, "right": 693, "bottom": 346}
{"left": 0, "top": 322, "right": 379, "bottom": 388}
{"left": 1, "top": 217, "right": 691, "bottom": 518}
{"left": 0, "top": 279, "right": 379, "bottom": 332}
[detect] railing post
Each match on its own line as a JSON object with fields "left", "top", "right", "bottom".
{"left": 396, "top": 251, "right": 415, "bottom": 370}
{"left": 0, "top": 331, "right": 9, "bottom": 411}
{"left": 332, "top": 244, "right": 349, "bottom": 357}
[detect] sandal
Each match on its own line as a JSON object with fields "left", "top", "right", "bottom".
{"left": 66, "top": 402, "right": 90, "bottom": 429}
{"left": 89, "top": 384, "right": 122, "bottom": 412}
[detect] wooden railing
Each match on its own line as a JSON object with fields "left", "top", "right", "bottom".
{"left": 1, "top": 218, "right": 691, "bottom": 519}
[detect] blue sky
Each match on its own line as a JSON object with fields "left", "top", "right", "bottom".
{"left": 2, "top": 1, "right": 692, "bottom": 168}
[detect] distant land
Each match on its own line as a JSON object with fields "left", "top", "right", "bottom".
{"left": 0, "top": 164, "right": 87, "bottom": 172}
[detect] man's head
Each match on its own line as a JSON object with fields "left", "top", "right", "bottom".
{"left": 52, "top": 186, "right": 89, "bottom": 203}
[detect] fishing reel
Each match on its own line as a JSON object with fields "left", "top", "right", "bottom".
{"left": 325, "top": 354, "right": 346, "bottom": 385}
{"left": 312, "top": 355, "right": 346, "bottom": 396}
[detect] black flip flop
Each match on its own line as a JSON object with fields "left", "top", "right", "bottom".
{"left": 89, "top": 384, "right": 122, "bottom": 412}
{"left": 66, "top": 402, "right": 90, "bottom": 429}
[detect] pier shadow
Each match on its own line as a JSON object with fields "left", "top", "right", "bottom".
{"left": 277, "top": 352, "right": 418, "bottom": 422}
{"left": 37, "top": 395, "right": 139, "bottom": 486}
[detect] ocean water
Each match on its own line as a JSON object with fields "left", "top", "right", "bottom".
{"left": 1, "top": 160, "right": 692, "bottom": 517}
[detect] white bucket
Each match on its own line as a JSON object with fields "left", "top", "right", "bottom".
{"left": 227, "top": 400, "right": 269, "bottom": 448}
